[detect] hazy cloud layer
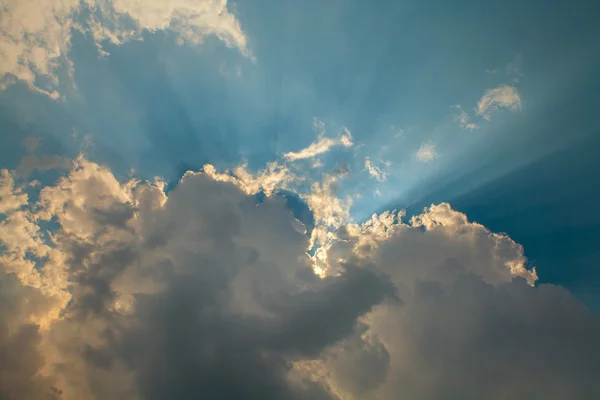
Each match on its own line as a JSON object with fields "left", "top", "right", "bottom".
{"left": 416, "top": 142, "right": 439, "bottom": 163}
{"left": 1, "top": 156, "right": 599, "bottom": 400}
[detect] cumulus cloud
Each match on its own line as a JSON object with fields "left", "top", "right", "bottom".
{"left": 1, "top": 157, "right": 599, "bottom": 400}
{"left": 416, "top": 142, "right": 438, "bottom": 163}
{"left": 284, "top": 121, "right": 353, "bottom": 162}
{"left": 0, "top": 0, "right": 249, "bottom": 98}
{"left": 476, "top": 85, "right": 522, "bottom": 121}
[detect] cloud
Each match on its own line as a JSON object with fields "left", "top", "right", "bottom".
{"left": 203, "top": 160, "right": 298, "bottom": 196}
{"left": 284, "top": 136, "right": 339, "bottom": 161}
{"left": 1, "top": 157, "right": 600, "bottom": 400}
{"left": 416, "top": 142, "right": 438, "bottom": 163}
{"left": 0, "top": 157, "right": 390, "bottom": 399}
{"left": 0, "top": 275, "right": 65, "bottom": 400}
{"left": 16, "top": 155, "right": 71, "bottom": 177}
{"left": 0, "top": 170, "right": 28, "bottom": 214}
{"left": 364, "top": 158, "right": 389, "bottom": 182}
{"left": 476, "top": 85, "right": 522, "bottom": 121}
{"left": 293, "top": 205, "right": 600, "bottom": 399}
{"left": 453, "top": 105, "right": 478, "bottom": 130}
{"left": 13, "top": 137, "right": 72, "bottom": 177}
{"left": 284, "top": 122, "right": 354, "bottom": 162}
{"left": 0, "top": 0, "right": 249, "bottom": 98}
{"left": 303, "top": 172, "right": 353, "bottom": 275}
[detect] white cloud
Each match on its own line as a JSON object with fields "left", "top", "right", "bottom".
{"left": 1, "top": 156, "right": 599, "bottom": 400}
{"left": 339, "top": 128, "right": 354, "bottom": 147}
{"left": 416, "top": 142, "right": 438, "bottom": 163}
{"left": 203, "top": 160, "right": 298, "bottom": 196}
{"left": 304, "top": 173, "right": 353, "bottom": 274}
{"left": 364, "top": 158, "right": 389, "bottom": 182}
{"left": 476, "top": 85, "right": 522, "bottom": 121}
{"left": 0, "top": 0, "right": 249, "bottom": 98}
{"left": 453, "top": 105, "right": 478, "bottom": 130}
{"left": 311, "top": 159, "right": 325, "bottom": 169}
{"left": 283, "top": 125, "right": 354, "bottom": 162}
{"left": 0, "top": 170, "right": 28, "bottom": 214}
{"left": 284, "top": 136, "right": 339, "bottom": 161}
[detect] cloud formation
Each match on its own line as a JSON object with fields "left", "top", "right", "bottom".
{"left": 476, "top": 85, "right": 522, "bottom": 121}
{"left": 364, "top": 158, "right": 389, "bottom": 182}
{"left": 453, "top": 104, "right": 479, "bottom": 130}
{"left": 0, "top": 0, "right": 249, "bottom": 98}
{"left": 416, "top": 142, "right": 438, "bottom": 163}
{"left": 284, "top": 120, "right": 354, "bottom": 161}
{"left": 1, "top": 156, "right": 599, "bottom": 400}
{"left": 14, "top": 138, "right": 71, "bottom": 177}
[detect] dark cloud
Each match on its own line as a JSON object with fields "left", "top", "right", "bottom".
{"left": 0, "top": 275, "right": 62, "bottom": 400}
{"left": 352, "top": 267, "right": 600, "bottom": 399}
{"left": 96, "top": 266, "right": 392, "bottom": 400}
{"left": 324, "top": 322, "right": 391, "bottom": 395}
{"left": 68, "top": 245, "right": 139, "bottom": 319}
{"left": 2, "top": 160, "right": 600, "bottom": 400}
{"left": 266, "top": 266, "right": 396, "bottom": 356}
{"left": 112, "top": 275, "right": 328, "bottom": 400}
{"left": 91, "top": 202, "right": 136, "bottom": 231}
{"left": 26, "top": 168, "right": 392, "bottom": 399}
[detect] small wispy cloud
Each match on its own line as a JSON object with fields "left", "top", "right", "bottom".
{"left": 390, "top": 125, "right": 404, "bottom": 138}
{"left": 416, "top": 142, "right": 439, "bottom": 163}
{"left": 15, "top": 137, "right": 71, "bottom": 177}
{"left": 283, "top": 123, "right": 353, "bottom": 162}
{"left": 453, "top": 105, "right": 478, "bottom": 130}
{"left": 16, "top": 154, "right": 71, "bottom": 177}
{"left": 311, "top": 159, "right": 324, "bottom": 169}
{"left": 475, "top": 85, "right": 521, "bottom": 121}
{"left": 284, "top": 137, "right": 338, "bottom": 161}
{"left": 364, "top": 158, "right": 389, "bottom": 182}
{"left": 453, "top": 61, "right": 523, "bottom": 129}
{"left": 339, "top": 129, "right": 354, "bottom": 147}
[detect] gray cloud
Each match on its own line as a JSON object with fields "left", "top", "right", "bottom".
{"left": 110, "top": 268, "right": 384, "bottom": 400}
{"left": 1, "top": 159, "right": 600, "bottom": 400}
{"left": 0, "top": 275, "right": 63, "bottom": 400}
{"left": 371, "top": 272, "right": 600, "bottom": 399}
{"left": 15, "top": 154, "right": 71, "bottom": 177}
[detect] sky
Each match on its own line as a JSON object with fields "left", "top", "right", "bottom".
{"left": 1, "top": 0, "right": 600, "bottom": 399}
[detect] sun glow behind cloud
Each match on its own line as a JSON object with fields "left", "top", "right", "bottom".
{"left": 2, "top": 1, "right": 600, "bottom": 398}
{"left": 4, "top": 148, "right": 600, "bottom": 400}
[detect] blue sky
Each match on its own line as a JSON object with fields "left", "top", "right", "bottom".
{"left": 2, "top": 0, "right": 598, "bottom": 309}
